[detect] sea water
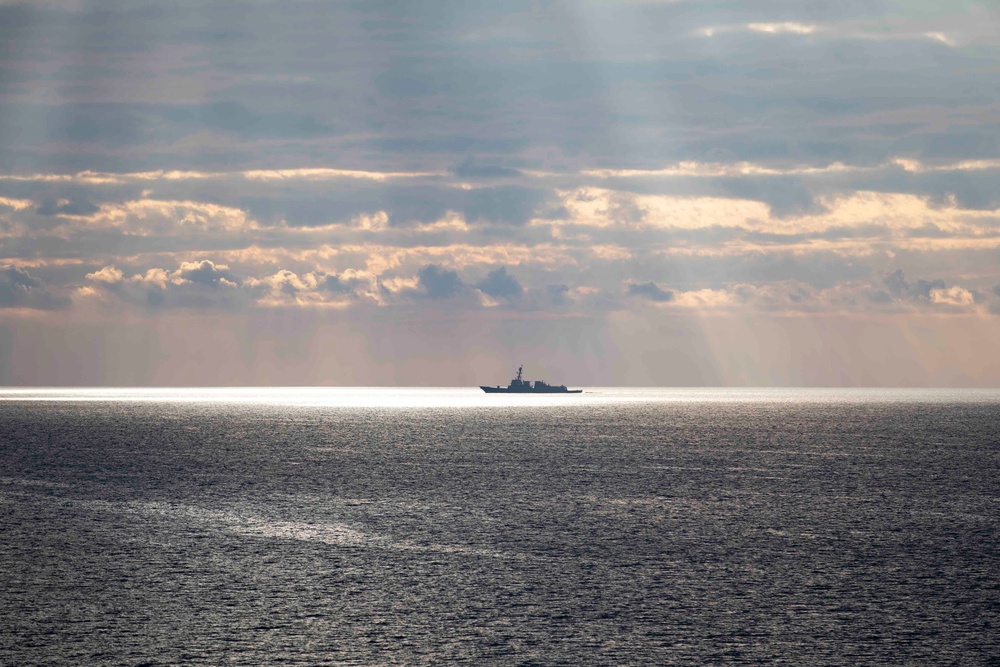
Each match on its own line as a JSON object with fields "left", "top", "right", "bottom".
{"left": 1, "top": 388, "right": 998, "bottom": 665}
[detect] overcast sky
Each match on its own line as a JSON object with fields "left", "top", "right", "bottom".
{"left": 2, "top": 0, "right": 999, "bottom": 386}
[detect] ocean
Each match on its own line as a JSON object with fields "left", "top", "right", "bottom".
{"left": 1, "top": 388, "right": 998, "bottom": 665}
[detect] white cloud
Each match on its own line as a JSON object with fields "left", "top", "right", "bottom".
{"left": 583, "top": 161, "right": 859, "bottom": 178}
{"left": 891, "top": 158, "right": 1000, "bottom": 173}
{"left": 355, "top": 211, "right": 390, "bottom": 231}
{"left": 0, "top": 168, "right": 440, "bottom": 187}
{"left": 695, "top": 21, "right": 960, "bottom": 47}
{"left": 0, "top": 197, "right": 33, "bottom": 211}
{"left": 74, "top": 200, "right": 256, "bottom": 234}
{"left": 924, "top": 32, "right": 957, "bottom": 47}
{"left": 698, "top": 22, "right": 819, "bottom": 38}
{"left": 585, "top": 157, "right": 1000, "bottom": 180}
{"left": 930, "top": 286, "right": 976, "bottom": 307}
{"left": 241, "top": 168, "right": 441, "bottom": 182}
{"left": 85, "top": 266, "right": 124, "bottom": 284}
{"left": 553, "top": 187, "right": 770, "bottom": 230}
{"left": 746, "top": 22, "right": 818, "bottom": 35}
{"left": 670, "top": 288, "right": 738, "bottom": 309}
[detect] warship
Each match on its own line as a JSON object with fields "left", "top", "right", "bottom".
{"left": 480, "top": 365, "right": 582, "bottom": 394}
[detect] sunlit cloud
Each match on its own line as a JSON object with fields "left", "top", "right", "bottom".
{"left": 0, "top": 168, "right": 440, "bottom": 186}
{"left": 546, "top": 187, "right": 1000, "bottom": 252}
{"left": 891, "top": 158, "right": 1000, "bottom": 173}
{"left": 747, "top": 22, "right": 818, "bottom": 35}
{"left": 244, "top": 268, "right": 377, "bottom": 308}
{"left": 924, "top": 32, "right": 957, "bottom": 47}
{"left": 75, "top": 200, "right": 256, "bottom": 234}
{"left": 586, "top": 157, "right": 1000, "bottom": 180}
{"left": 85, "top": 266, "right": 124, "bottom": 284}
{"left": 551, "top": 187, "right": 771, "bottom": 230}
{"left": 698, "top": 22, "right": 819, "bottom": 38}
{"left": 242, "top": 168, "right": 443, "bottom": 182}
{"left": 695, "top": 21, "right": 960, "bottom": 48}
{"left": 930, "top": 285, "right": 976, "bottom": 307}
{"left": 0, "top": 197, "right": 34, "bottom": 211}
{"left": 583, "top": 161, "right": 858, "bottom": 178}
{"left": 671, "top": 288, "right": 738, "bottom": 309}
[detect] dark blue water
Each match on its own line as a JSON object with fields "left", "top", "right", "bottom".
{"left": 1, "top": 388, "right": 998, "bottom": 665}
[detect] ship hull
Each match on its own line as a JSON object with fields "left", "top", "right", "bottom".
{"left": 480, "top": 386, "right": 582, "bottom": 394}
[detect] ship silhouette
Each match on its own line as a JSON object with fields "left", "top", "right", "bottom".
{"left": 480, "top": 365, "right": 582, "bottom": 394}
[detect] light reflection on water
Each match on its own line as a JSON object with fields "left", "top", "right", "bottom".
{"left": 1, "top": 386, "right": 999, "bottom": 407}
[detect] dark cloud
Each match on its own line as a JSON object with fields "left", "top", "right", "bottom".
{"left": 18, "top": 99, "right": 329, "bottom": 146}
{"left": 868, "top": 289, "right": 893, "bottom": 304}
{"left": 883, "top": 269, "right": 946, "bottom": 301}
{"left": 626, "top": 281, "right": 674, "bottom": 303}
{"left": 476, "top": 267, "right": 522, "bottom": 299}
{"left": 0, "top": 1, "right": 996, "bottom": 175}
{"left": 463, "top": 186, "right": 551, "bottom": 225}
{"left": 546, "top": 284, "right": 570, "bottom": 306}
{"left": 321, "top": 274, "right": 359, "bottom": 294}
{"left": 176, "top": 260, "right": 236, "bottom": 288}
{"left": 417, "top": 264, "right": 463, "bottom": 299}
{"left": 35, "top": 199, "right": 100, "bottom": 217}
{"left": 0, "top": 265, "right": 70, "bottom": 310}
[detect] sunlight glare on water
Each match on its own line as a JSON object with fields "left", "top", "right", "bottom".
{"left": 1, "top": 386, "right": 999, "bottom": 407}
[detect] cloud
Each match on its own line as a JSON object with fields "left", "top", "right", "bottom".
{"left": 35, "top": 198, "right": 100, "bottom": 216}
{"left": 85, "top": 265, "right": 124, "bottom": 284}
{"left": 84, "top": 260, "right": 244, "bottom": 309}
{"left": 2, "top": 0, "right": 996, "bottom": 180}
{"left": 626, "top": 281, "right": 674, "bottom": 302}
{"left": 241, "top": 169, "right": 438, "bottom": 182}
{"left": 695, "top": 19, "right": 963, "bottom": 49}
{"left": 417, "top": 264, "right": 463, "bottom": 299}
{"left": 699, "top": 22, "right": 819, "bottom": 38}
{"left": 476, "top": 266, "right": 523, "bottom": 299}
{"left": 462, "top": 186, "right": 554, "bottom": 226}
{"left": 1, "top": 0, "right": 999, "bottom": 365}
{"left": 320, "top": 270, "right": 374, "bottom": 295}
{"left": 244, "top": 268, "right": 377, "bottom": 307}
{"left": 0, "top": 196, "right": 36, "bottom": 211}
{"left": 58, "top": 199, "right": 256, "bottom": 234}
{"left": 930, "top": 285, "right": 976, "bottom": 307}
{"left": 0, "top": 168, "right": 438, "bottom": 186}
{"left": 747, "top": 22, "right": 818, "bottom": 35}
{"left": 3, "top": 157, "right": 998, "bottom": 323}
{"left": 0, "top": 264, "right": 70, "bottom": 309}
{"left": 175, "top": 260, "right": 237, "bottom": 288}
{"left": 883, "top": 269, "right": 946, "bottom": 301}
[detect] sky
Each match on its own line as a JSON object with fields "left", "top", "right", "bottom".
{"left": 1, "top": 0, "right": 999, "bottom": 386}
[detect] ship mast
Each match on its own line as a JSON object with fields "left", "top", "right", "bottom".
{"left": 516, "top": 365, "right": 523, "bottom": 382}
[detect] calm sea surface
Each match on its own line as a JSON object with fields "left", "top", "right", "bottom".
{"left": 1, "top": 388, "right": 998, "bottom": 665}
